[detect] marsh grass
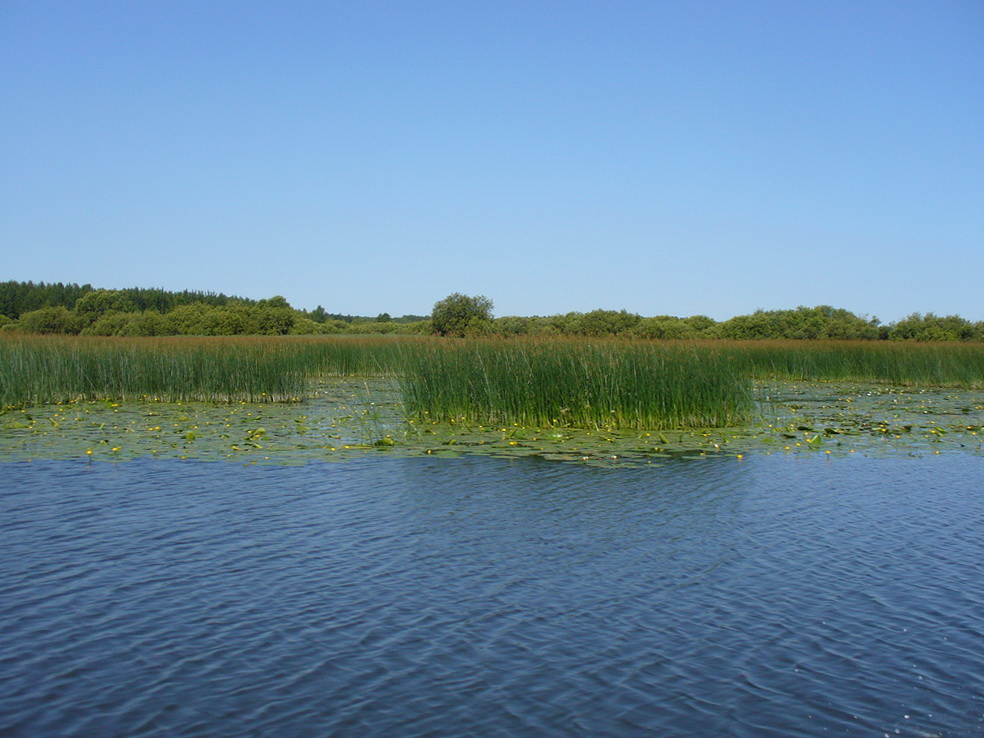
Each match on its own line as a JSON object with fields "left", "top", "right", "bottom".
{"left": 287, "top": 335, "right": 430, "bottom": 377}
{"left": 729, "top": 340, "right": 984, "bottom": 388}
{"left": 0, "top": 336, "right": 307, "bottom": 405}
{"left": 399, "top": 338, "right": 753, "bottom": 429}
{"left": 3, "top": 335, "right": 982, "bottom": 430}
{"left": 0, "top": 335, "right": 437, "bottom": 407}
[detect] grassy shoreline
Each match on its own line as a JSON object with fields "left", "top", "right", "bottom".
{"left": 3, "top": 336, "right": 983, "bottom": 434}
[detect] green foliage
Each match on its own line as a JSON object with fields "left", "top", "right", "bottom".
{"left": 0, "top": 280, "right": 258, "bottom": 320}
{"left": 325, "top": 319, "right": 431, "bottom": 336}
{"left": 395, "top": 320, "right": 432, "bottom": 335}
{"left": 18, "top": 306, "right": 82, "bottom": 335}
{"left": 118, "top": 311, "right": 168, "bottom": 337}
{"left": 0, "top": 280, "right": 92, "bottom": 319}
{"left": 494, "top": 316, "right": 532, "bottom": 336}
{"left": 565, "top": 309, "right": 642, "bottom": 336}
{"left": 431, "top": 293, "right": 494, "bottom": 337}
{"left": 341, "top": 321, "right": 397, "bottom": 335}
{"left": 630, "top": 316, "right": 697, "bottom": 340}
{"left": 321, "top": 320, "right": 350, "bottom": 334}
{"left": 887, "top": 313, "right": 981, "bottom": 342}
{"left": 685, "top": 315, "right": 718, "bottom": 334}
{"left": 717, "top": 306, "right": 881, "bottom": 341}
{"left": 253, "top": 306, "right": 295, "bottom": 335}
{"left": 81, "top": 311, "right": 132, "bottom": 336}
{"left": 289, "top": 318, "right": 332, "bottom": 335}
{"left": 257, "top": 295, "right": 291, "bottom": 309}
{"left": 3, "top": 280, "right": 982, "bottom": 343}
{"left": 149, "top": 304, "right": 294, "bottom": 336}
{"left": 75, "top": 290, "right": 138, "bottom": 323}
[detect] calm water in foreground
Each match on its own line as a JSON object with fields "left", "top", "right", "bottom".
{"left": 1, "top": 454, "right": 982, "bottom": 737}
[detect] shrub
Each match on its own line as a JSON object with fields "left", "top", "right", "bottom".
{"left": 888, "top": 313, "right": 979, "bottom": 342}
{"left": 431, "top": 293, "right": 494, "bottom": 337}
{"left": 18, "top": 306, "right": 82, "bottom": 335}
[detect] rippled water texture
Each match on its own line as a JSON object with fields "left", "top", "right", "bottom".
{"left": 2, "top": 455, "right": 982, "bottom": 737}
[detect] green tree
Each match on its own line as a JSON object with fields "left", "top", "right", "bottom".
{"left": 630, "top": 316, "right": 695, "bottom": 340}
{"left": 75, "top": 289, "right": 137, "bottom": 323}
{"left": 289, "top": 317, "right": 329, "bottom": 335}
{"left": 0, "top": 280, "right": 92, "bottom": 319}
{"left": 494, "top": 316, "right": 532, "bottom": 336}
{"left": 431, "top": 293, "right": 494, "bottom": 337}
{"left": 120, "top": 311, "right": 168, "bottom": 336}
{"left": 81, "top": 311, "right": 130, "bottom": 336}
{"left": 18, "top": 306, "right": 82, "bottom": 334}
{"left": 888, "top": 313, "right": 977, "bottom": 341}
{"left": 165, "top": 303, "right": 213, "bottom": 335}
{"left": 572, "top": 309, "right": 642, "bottom": 336}
{"left": 253, "top": 305, "right": 295, "bottom": 335}
{"left": 257, "top": 295, "right": 290, "bottom": 309}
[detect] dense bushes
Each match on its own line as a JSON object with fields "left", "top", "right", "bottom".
{"left": 2, "top": 281, "right": 982, "bottom": 340}
{"left": 16, "top": 306, "right": 82, "bottom": 335}
{"left": 887, "top": 313, "right": 982, "bottom": 342}
{"left": 715, "top": 306, "right": 883, "bottom": 341}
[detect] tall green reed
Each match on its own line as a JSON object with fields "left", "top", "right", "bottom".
{"left": 726, "top": 340, "right": 984, "bottom": 388}
{"left": 0, "top": 336, "right": 307, "bottom": 405}
{"left": 4, "top": 336, "right": 981, "bottom": 429}
{"left": 0, "top": 335, "right": 434, "bottom": 406}
{"left": 399, "top": 339, "right": 753, "bottom": 429}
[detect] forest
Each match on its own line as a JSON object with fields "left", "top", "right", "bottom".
{"left": 1, "top": 280, "right": 981, "bottom": 341}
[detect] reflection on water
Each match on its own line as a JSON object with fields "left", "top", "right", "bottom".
{"left": 1, "top": 455, "right": 982, "bottom": 736}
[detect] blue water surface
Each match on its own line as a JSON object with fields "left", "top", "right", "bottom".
{"left": 1, "top": 454, "right": 982, "bottom": 737}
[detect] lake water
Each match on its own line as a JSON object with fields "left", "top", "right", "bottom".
{"left": 1, "top": 454, "right": 982, "bottom": 736}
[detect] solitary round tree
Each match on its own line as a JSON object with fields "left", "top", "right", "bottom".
{"left": 431, "top": 293, "right": 494, "bottom": 337}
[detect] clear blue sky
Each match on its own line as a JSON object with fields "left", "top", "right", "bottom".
{"left": 2, "top": 1, "right": 981, "bottom": 322}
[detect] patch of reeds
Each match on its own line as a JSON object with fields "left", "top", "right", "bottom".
{"left": 3, "top": 335, "right": 981, "bottom": 430}
{"left": 728, "top": 340, "right": 984, "bottom": 388}
{"left": 0, "top": 336, "right": 308, "bottom": 405}
{"left": 0, "top": 335, "right": 434, "bottom": 406}
{"left": 398, "top": 339, "right": 753, "bottom": 429}
{"left": 284, "top": 335, "right": 433, "bottom": 377}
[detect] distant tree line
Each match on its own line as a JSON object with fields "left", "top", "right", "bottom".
{"left": 484, "top": 306, "right": 984, "bottom": 342}
{"left": 0, "top": 281, "right": 430, "bottom": 337}
{"left": 0, "top": 280, "right": 255, "bottom": 319}
{"left": 1, "top": 281, "right": 981, "bottom": 341}
{"left": 427, "top": 295, "right": 984, "bottom": 342}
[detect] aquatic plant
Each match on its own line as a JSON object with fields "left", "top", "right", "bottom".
{"left": 3, "top": 335, "right": 982, "bottom": 432}
{"left": 729, "top": 340, "right": 984, "bottom": 388}
{"left": 398, "top": 338, "right": 753, "bottom": 430}
{"left": 0, "top": 336, "right": 307, "bottom": 405}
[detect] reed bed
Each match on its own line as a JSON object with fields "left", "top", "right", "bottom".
{"left": 727, "top": 340, "right": 984, "bottom": 388}
{"left": 0, "top": 335, "right": 430, "bottom": 406}
{"left": 0, "top": 336, "right": 307, "bottom": 405}
{"left": 399, "top": 339, "right": 753, "bottom": 429}
{"left": 3, "top": 335, "right": 983, "bottom": 429}
{"left": 284, "top": 335, "right": 434, "bottom": 377}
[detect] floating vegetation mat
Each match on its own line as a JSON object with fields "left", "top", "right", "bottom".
{"left": 1, "top": 379, "right": 981, "bottom": 468}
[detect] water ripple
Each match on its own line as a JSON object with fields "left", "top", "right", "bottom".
{"left": 1, "top": 455, "right": 983, "bottom": 736}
